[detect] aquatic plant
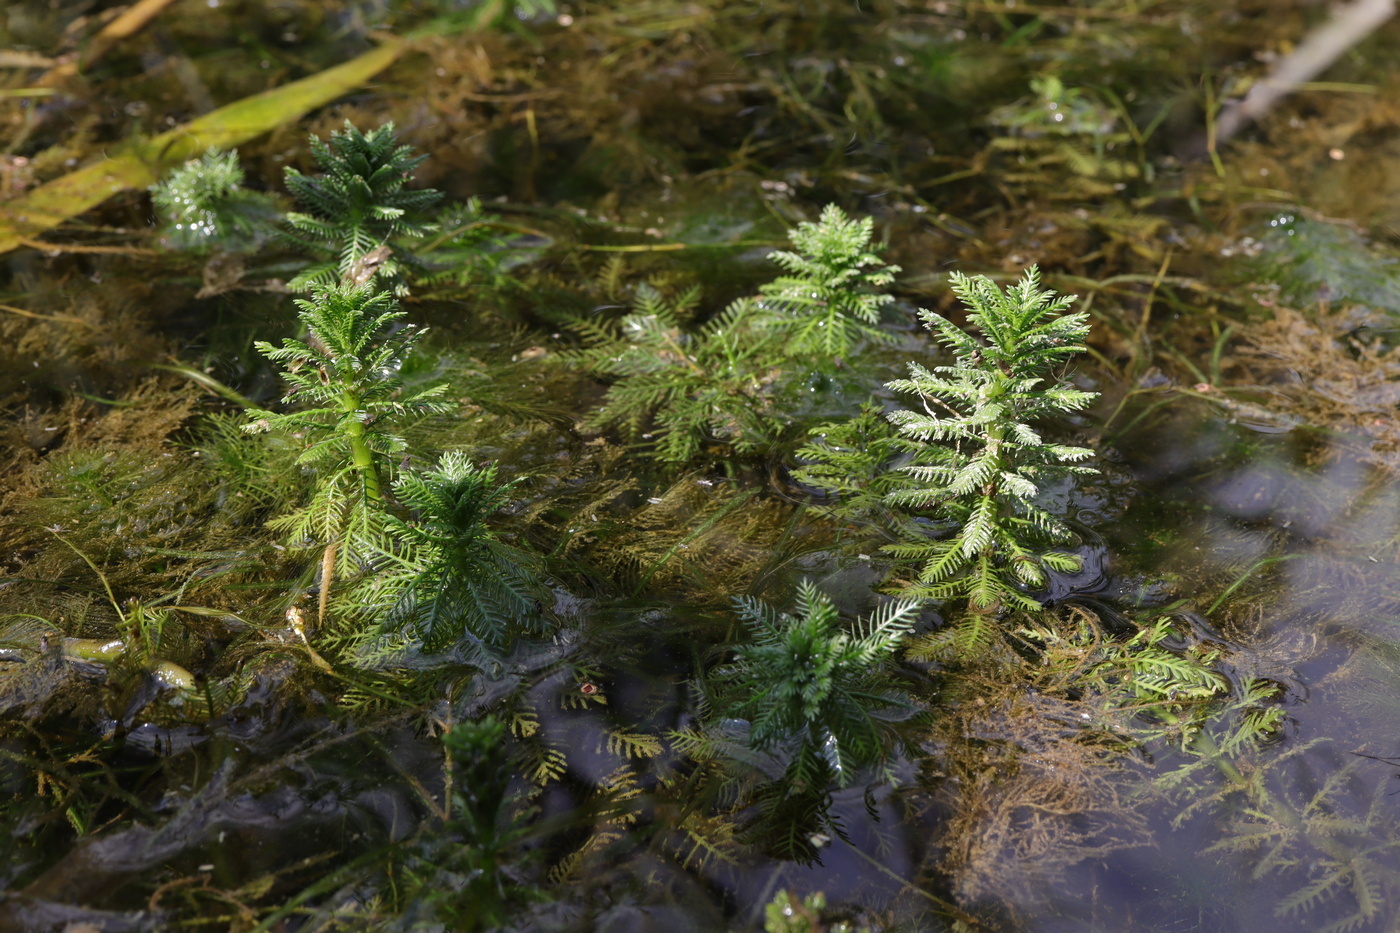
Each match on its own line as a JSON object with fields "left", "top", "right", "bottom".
{"left": 359, "top": 451, "right": 546, "bottom": 662}
{"left": 413, "top": 196, "right": 523, "bottom": 293}
{"left": 758, "top": 203, "right": 900, "bottom": 358}
{"left": 562, "top": 203, "right": 912, "bottom": 464}
{"left": 797, "top": 266, "right": 1098, "bottom": 654}
{"left": 718, "top": 582, "right": 919, "bottom": 780}
{"left": 402, "top": 715, "right": 540, "bottom": 930}
{"left": 1014, "top": 611, "right": 1230, "bottom": 738}
{"left": 677, "top": 582, "right": 919, "bottom": 859}
{"left": 283, "top": 120, "right": 442, "bottom": 293}
{"left": 244, "top": 283, "right": 451, "bottom": 618}
{"left": 1190, "top": 734, "right": 1400, "bottom": 933}
{"left": 148, "top": 149, "right": 279, "bottom": 253}
{"left": 986, "top": 75, "right": 1142, "bottom": 201}
{"left": 565, "top": 283, "right": 786, "bottom": 463}
{"left": 1138, "top": 644, "right": 1400, "bottom": 933}
{"left": 920, "top": 602, "right": 1261, "bottom": 924}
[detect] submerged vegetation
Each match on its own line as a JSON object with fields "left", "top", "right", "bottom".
{"left": 3, "top": 1, "right": 1400, "bottom": 931}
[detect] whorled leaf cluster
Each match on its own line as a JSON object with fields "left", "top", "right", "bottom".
{"left": 563, "top": 284, "right": 785, "bottom": 463}
{"left": 362, "top": 452, "right": 548, "bottom": 663}
{"left": 244, "top": 284, "right": 451, "bottom": 572}
{"left": 758, "top": 202, "right": 900, "bottom": 358}
{"left": 797, "top": 266, "right": 1099, "bottom": 654}
{"left": 148, "top": 149, "right": 279, "bottom": 253}
{"left": 564, "top": 204, "right": 901, "bottom": 463}
{"left": 676, "top": 582, "right": 920, "bottom": 859}
{"left": 283, "top": 120, "right": 443, "bottom": 293}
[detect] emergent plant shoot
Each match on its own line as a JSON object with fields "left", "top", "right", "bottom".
{"left": 682, "top": 582, "right": 919, "bottom": 858}
{"left": 361, "top": 452, "right": 547, "bottom": 664}
{"left": 758, "top": 203, "right": 900, "bottom": 358}
{"left": 797, "top": 266, "right": 1098, "bottom": 653}
{"left": 283, "top": 120, "right": 443, "bottom": 293}
{"left": 244, "top": 283, "right": 451, "bottom": 619}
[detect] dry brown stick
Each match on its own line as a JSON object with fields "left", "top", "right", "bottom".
{"left": 39, "top": 0, "right": 184, "bottom": 84}
{"left": 82, "top": 0, "right": 184, "bottom": 70}
{"left": 1215, "top": 0, "right": 1397, "bottom": 143}
{"left": 16, "top": 236, "right": 156, "bottom": 255}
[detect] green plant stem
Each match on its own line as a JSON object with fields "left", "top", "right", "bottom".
{"left": 343, "top": 404, "right": 384, "bottom": 503}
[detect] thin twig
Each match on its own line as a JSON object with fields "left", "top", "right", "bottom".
{"left": 1216, "top": 0, "right": 1397, "bottom": 143}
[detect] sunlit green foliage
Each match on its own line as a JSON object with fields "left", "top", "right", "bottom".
{"left": 797, "top": 267, "right": 1097, "bottom": 653}
{"left": 244, "top": 284, "right": 451, "bottom": 575}
{"left": 10, "top": 3, "right": 1377, "bottom": 928}
{"left": 759, "top": 203, "right": 900, "bottom": 357}
{"left": 283, "top": 120, "right": 443, "bottom": 292}
{"left": 565, "top": 283, "right": 786, "bottom": 463}
{"left": 563, "top": 204, "right": 908, "bottom": 464}
{"left": 360, "top": 452, "right": 546, "bottom": 662}
{"left": 149, "top": 149, "right": 279, "bottom": 252}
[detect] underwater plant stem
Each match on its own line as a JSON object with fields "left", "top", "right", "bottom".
{"left": 1169, "top": 711, "right": 1351, "bottom": 862}
{"left": 246, "top": 847, "right": 392, "bottom": 933}
{"left": 53, "top": 535, "right": 125, "bottom": 624}
{"left": 1176, "top": 718, "right": 1248, "bottom": 786}
{"left": 659, "top": 329, "right": 706, "bottom": 377}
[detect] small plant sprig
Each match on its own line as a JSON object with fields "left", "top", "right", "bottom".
{"left": 565, "top": 284, "right": 786, "bottom": 463}
{"left": 717, "top": 582, "right": 919, "bottom": 782}
{"left": 406, "top": 715, "right": 541, "bottom": 930}
{"left": 680, "top": 582, "right": 919, "bottom": 858}
{"left": 149, "top": 149, "right": 279, "bottom": 252}
{"left": 764, "top": 890, "right": 871, "bottom": 933}
{"left": 283, "top": 121, "right": 443, "bottom": 293}
{"left": 244, "top": 284, "right": 451, "bottom": 609}
{"left": 360, "top": 452, "right": 547, "bottom": 663}
{"left": 758, "top": 203, "right": 900, "bottom": 357}
{"left": 564, "top": 205, "right": 902, "bottom": 465}
{"left": 797, "top": 266, "right": 1098, "bottom": 654}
